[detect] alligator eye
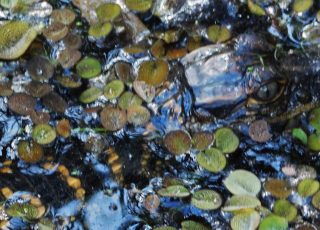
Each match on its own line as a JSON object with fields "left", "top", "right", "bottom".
{"left": 255, "top": 81, "right": 279, "bottom": 102}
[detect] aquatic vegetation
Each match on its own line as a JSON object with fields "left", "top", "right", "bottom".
{"left": 133, "top": 80, "right": 155, "bottom": 103}
{"left": 297, "top": 179, "right": 319, "bottom": 197}
{"left": 273, "top": 199, "right": 297, "bottom": 222}
{"left": 103, "top": 80, "right": 125, "bottom": 100}
{"left": 207, "top": 25, "right": 231, "bottom": 43}
{"left": 127, "top": 105, "right": 150, "bottom": 126}
{"left": 230, "top": 210, "right": 260, "bottom": 230}
{"left": 42, "top": 22, "right": 68, "bottom": 42}
{"left": 247, "top": 0, "right": 266, "bottom": 16}
{"left": 100, "top": 106, "right": 127, "bottom": 131}
{"left": 144, "top": 194, "right": 160, "bottom": 212}
{"left": 292, "top": 128, "right": 308, "bottom": 145}
{"left": 51, "top": 8, "right": 76, "bottom": 26}
{"left": 88, "top": 22, "right": 113, "bottom": 39}
{"left": 118, "top": 92, "right": 142, "bottom": 110}
{"left": 181, "top": 220, "right": 210, "bottom": 230}
{"left": 62, "top": 33, "right": 82, "bottom": 50}
{"left": 163, "top": 130, "right": 192, "bottom": 155}
{"left": 0, "top": 21, "right": 40, "bottom": 60}
{"left": 32, "top": 123, "right": 57, "bottom": 145}
{"left": 76, "top": 56, "right": 102, "bottom": 79}
{"left": 27, "top": 56, "right": 54, "bottom": 82}
{"left": 196, "top": 147, "right": 226, "bottom": 173}
{"left": 307, "top": 133, "right": 320, "bottom": 151}
{"left": 264, "top": 179, "right": 292, "bottom": 199}
{"left": 56, "top": 119, "right": 71, "bottom": 138}
{"left": 293, "top": 0, "right": 313, "bottom": 13}
{"left": 17, "top": 140, "right": 44, "bottom": 163}
{"left": 125, "top": 0, "right": 152, "bottom": 12}
{"left": 96, "top": 3, "right": 121, "bottom": 23}
{"left": 79, "top": 87, "right": 102, "bottom": 104}
{"left": 157, "top": 185, "right": 190, "bottom": 198}
{"left": 191, "top": 189, "right": 222, "bottom": 210}
{"left": 137, "top": 60, "right": 169, "bottom": 87}
{"left": 25, "top": 81, "right": 52, "bottom": 98}
{"left": 248, "top": 120, "right": 272, "bottom": 143}
{"left": 58, "top": 49, "right": 81, "bottom": 69}
{"left": 258, "top": 215, "right": 288, "bottom": 230}
{"left": 222, "top": 195, "right": 261, "bottom": 212}
{"left": 8, "top": 93, "right": 36, "bottom": 115}
{"left": 223, "top": 170, "right": 261, "bottom": 196}
{"left": 42, "top": 92, "right": 67, "bottom": 113}
{"left": 215, "top": 128, "right": 239, "bottom": 154}
{"left": 192, "top": 131, "right": 214, "bottom": 151}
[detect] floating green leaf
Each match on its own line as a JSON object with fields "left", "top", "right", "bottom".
{"left": 222, "top": 195, "right": 261, "bottom": 212}
{"left": 157, "top": 185, "right": 190, "bottom": 198}
{"left": 215, "top": 127, "right": 239, "bottom": 154}
{"left": 293, "top": 0, "right": 313, "bottom": 13}
{"left": 18, "top": 140, "right": 44, "bottom": 163}
{"left": 312, "top": 191, "right": 320, "bottom": 209}
{"left": 192, "top": 132, "right": 214, "bottom": 151}
{"left": 292, "top": 128, "right": 307, "bottom": 145}
{"left": 297, "top": 179, "right": 319, "bottom": 197}
{"left": 104, "top": 80, "right": 125, "bottom": 100}
{"left": 154, "top": 227, "right": 175, "bottom": 230}
{"left": 100, "top": 106, "right": 127, "bottom": 131}
{"left": 163, "top": 130, "right": 192, "bottom": 155}
{"left": 32, "top": 124, "right": 57, "bottom": 145}
{"left": 127, "top": 105, "right": 150, "bottom": 126}
{"left": 88, "top": 22, "right": 113, "bottom": 39}
{"left": 125, "top": 0, "right": 152, "bottom": 12}
{"left": 258, "top": 215, "right": 288, "bottom": 230}
{"left": 307, "top": 133, "right": 320, "bottom": 151}
{"left": 273, "top": 199, "right": 297, "bottom": 222}
{"left": 181, "top": 220, "right": 211, "bottom": 230}
{"left": 6, "top": 203, "right": 39, "bottom": 220}
{"left": 79, "top": 87, "right": 102, "bottom": 104}
{"left": 231, "top": 210, "right": 260, "bottom": 230}
{"left": 118, "top": 92, "right": 142, "bottom": 110}
{"left": 0, "top": 21, "right": 39, "bottom": 60}
{"left": 137, "top": 60, "right": 169, "bottom": 87}
{"left": 196, "top": 148, "right": 226, "bottom": 173}
{"left": 248, "top": 0, "right": 266, "bottom": 16}
{"left": 207, "top": 25, "right": 231, "bottom": 43}
{"left": 76, "top": 57, "right": 101, "bottom": 79}
{"left": 223, "top": 169, "right": 261, "bottom": 196}
{"left": 191, "top": 189, "right": 222, "bottom": 210}
{"left": 96, "top": 3, "right": 121, "bottom": 22}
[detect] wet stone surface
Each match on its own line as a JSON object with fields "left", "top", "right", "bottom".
{"left": 1, "top": 0, "right": 320, "bottom": 229}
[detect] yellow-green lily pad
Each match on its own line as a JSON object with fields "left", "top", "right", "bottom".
{"left": 191, "top": 189, "right": 222, "bottom": 210}
{"left": 88, "top": 22, "right": 113, "bottom": 39}
{"left": 6, "top": 203, "right": 39, "bottom": 220}
{"left": 207, "top": 25, "right": 231, "bottom": 43}
{"left": 196, "top": 148, "right": 226, "bottom": 173}
{"left": 118, "top": 92, "right": 142, "bottom": 110}
{"left": 264, "top": 179, "right": 292, "bottom": 199}
{"left": 222, "top": 195, "right": 261, "bottom": 212}
{"left": 18, "top": 140, "right": 44, "bottom": 163}
{"left": 96, "top": 3, "right": 121, "bottom": 22}
{"left": 137, "top": 59, "right": 169, "bottom": 87}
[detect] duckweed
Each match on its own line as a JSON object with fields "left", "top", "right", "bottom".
{"left": 273, "top": 199, "right": 297, "bottom": 222}
{"left": 6, "top": 203, "right": 39, "bottom": 220}
{"left": 196, "top": 148, "right": 226, "bottom": 173}
{"left": 8, "top": 93, "right": 36, "bottom": 116}
{"left": 292, "top": 128, "right": 308, "bottom": 145}
{"left": 42, "top": 22, "right": 68, "bottom": 42}
{"left": 88, "top": 22, "right": 113, "bottom": 39}
{"left": 247, "top": 0, "right": 266, "bottom": 16}
{"left": 191, "top": 189, "right": 222, "bottom": 210}
{"left": 76, "top": 57, "right": 101, "bottom": 79}
{"left": 133, "top": 80, "right": 155, "bottom": 103}
{"left": 32, "top": 123, "right": 57, "bottom": 145}
{"left": 27, "top": 56, "right": 54, "bottom": 82}
{"left": 215, "top": 127, "right": 239, "bottom": 154}
{"left": 127, "top": 105, "right": 150, "bottom": 126}
{"left": 181, "top": 221, "right": 210, "bottom": 230}
{"left": 125, "top": 0, "right": 152, "bottom": 12}
{"left": 258, "top": 215, "right": 288, "bottom": 230}
{"left": 17, "top": 140, "right": 44, "bottom": 163}
{"left": 163, "top": 130, "right": 192, "bottom": 155}
{"left": 96, "top": 3, "right": 121, "bottom": 22}
{"left": 207, "top": 25, "right": 231, "bottom": 43}
{"left": 297, "top": 179, "right": 319, "bottom": 197}
{"left": 192, "top": 131, "right": 214, "bottom": 151}
{"left": 137, "top": 60, "right": 169, "bottom": 87}
{"left": 79, "top": 87, "right": 102, "bottom": 104}
{"left": 51, "top": 8, "right": 76, "bottom": 26}
{"left": 307, "top": 133, "right": 320, "bottom": 151}
{"left": 264, "top": 179, "right": 292, "bottom": 199}
{"left": 312, "top": 191, "right": 320, "bottom": 209}
{"left": 104, "top": 80, "right": 125, "bottom": 100}
{"left": 222, "top": 195, "right": 261, "bottom": 212}
{"left": 100, "top": 106, "right": 127, "bottom": 131}
{"left": 293, "top": 0, "right": 313, "bottom": 13}
{"left": 118, "top": 92, "right": 142, "bottom": 110}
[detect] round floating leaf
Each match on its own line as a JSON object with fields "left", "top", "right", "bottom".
{"left": 100, "top": 106, "right": 127, "bottom": 131}
{"left": 118, "top": 92, "right": 142, "bottom": 110}
{"left": 293, "top": 0, "right": 313, "bottom": 13}
{"left": 88, "top": 22, "right": 113, "bottom": 39}
{"left": 137, "top": 60, "right": 169, "bottom": 87}
{"left": 223, "top": 170, "right": 261, "bottom": 196}
{"left": 312, "top": 191, "right": 320, "bottom": 209}
{"left": 215, "top": 127, "right": 239, "bottom": 154}
{"left": 191, "top": 189, "right": 222, "bottom": 210}
{"left": 307, "top": 133, "right": 320, "bottom": 151}
{"left": 79, "top": 87, "right": 102, "bottom": 104}
{"left": 258, "top": 215, "right": 288, "bottom": 230}
{"left": 192, "top": 132, "right": 214, "bottom": 151}
{"left": 62, "top": 33, "right": 82, "bottom": 50}
{"left": 27, "top": 56, "right": 54, "bottom": 82}
{"left": 25, "top": 81, "right": 52, "bottom": 98}
{"left": 115, "top": 62, "right": 134, "bottom": 83}
{"left": 154, "top": 227, "right": 176, "bottom": 230}
{"left": 181, "top": 220, "right": 210, "bottom": 230}
{"left": 58, "top": 49, "right": 81, "bottom": 69}
{"left": 56, "top": 75, "right": 82, "bottom": 88}
{"left": 297, "top": 179, "right": 319, "bottom": 197}
{"left": 264, "top": 179, "right": 292, "bottom": 199}
{"left": 43, "top": 22, "right": 68, "bottom": 42}
{"left": 163, "top": 130, "right": 192, "bottom": 155}
{"left": 0, "top": 21, "right": 39, "bottom": 60}
{"left": 6, "top": 203, "right": 39, "bottom": 220}
{"left": 127, "top": 105, "right": 150, "bottom": 126}
{"left": 18, "top": 140, "right": 44, "bottom": 163}
{"left": 222, "top": 195, "right": 261, "bottom": 212}
{"left": 56, "top": 119, "right": 71, "bottom": 138}
{"left": 30, "top": 111, "right": 50, "bottom": 125}
{"left": 133, "top": 80, "right": 155, "bottom": 103}
{"left": 292, "top": 128, "right": 307, "bottom": 145}
{"left": 196, "top": 148, "right": 226, "bottom": 173}
{"left": 157, "top": 185, "right": 190, "bottom": 198}
{"left": 96, "top": 3, "right": 121, "bottom": 22}
{"left": 231, "top": 210, "right": 260, "bottom": 230}
{"left": 309, "top": 108, "right": 320, "bottom": 132}
{"left": 104, "top": 80, "right": 125, "bottom": 100}
{"left": 8, "top": 93, "right": 36, "bottom": 116}
{"left": 32, "top": 124, "right": 57, "bottom": 145}
{"left": 166, "top": 48, "right": 187, "bottom": 60}
{"left": 207, "top": 25, "right": 231, "bottom": 43}
{"left": 248, "top": 120, "right": 272, "bottom": 143}
{"left": 76, "top": 57, "right": 101, "bottom": 79}
{"left": 125, "top": 0, "right": 152, "bottom": 12}
{"left": 51, "top": 8, "right": 76, "bottom": 26}
{"left": 151, "top": 39, "right": 166, "bottom": 58}
{"left": 248, "top": 0, "right": 266, "bottom": 16}
{"left": 273, "top": 199, "right": 297, "bottom": 222}
{"left": 42, "top": 92, "right": 67, "bottom": 113}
